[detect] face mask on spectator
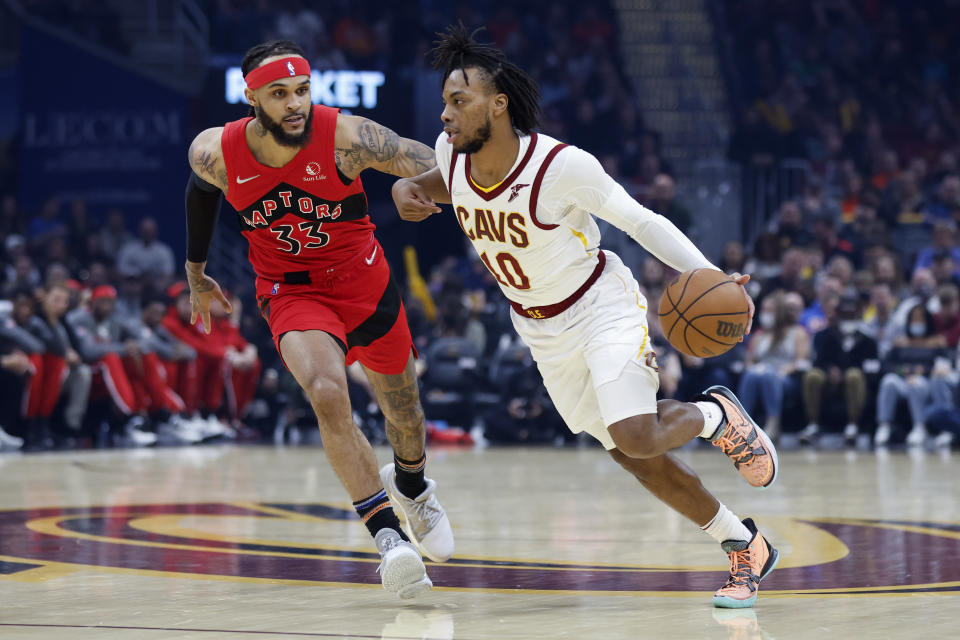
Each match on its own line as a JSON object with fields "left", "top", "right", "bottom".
{"left": 917, "top": 285, "right": 933, "bottom": 299}
{"left": 759, "top": 311, "right": 774, "bottom": 329}
{"left": 909, "top": 322, "right": 927, "bottom": 337}
{"left": 839, "top": 321, "right": 858, "bottom": 335}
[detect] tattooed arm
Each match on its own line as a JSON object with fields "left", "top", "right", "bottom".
{"left": 187, "top": 127, "right": 229, "bottom": 193}
{"left": 334, "top": 115, "right": 436, "bottom": 180}
{"left": 184, "top": 127, "right": 232, "bottom": 334}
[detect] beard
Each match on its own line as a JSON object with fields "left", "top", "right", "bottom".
{"left": 256, "top": 106, "right": 314, "bottom": 148}
{"left": 454, "top": 116, "right": 492, "bottom": 154}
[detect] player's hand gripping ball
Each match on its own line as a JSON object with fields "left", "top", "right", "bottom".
{"left": 658, "top": 269, "right": 750, "bottom": 357}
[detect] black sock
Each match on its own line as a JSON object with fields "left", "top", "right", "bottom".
{"left": 394, "top": 453, "right": 427, "bottom": 499}
{"left": 353, "top": 490, "right": 408, "bottom": 540}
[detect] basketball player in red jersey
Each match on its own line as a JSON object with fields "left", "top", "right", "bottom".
{"left": 183, "top": 41, "right": 452, "bottom": 599}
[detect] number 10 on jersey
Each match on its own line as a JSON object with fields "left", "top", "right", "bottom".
{"left": 479, "top": 251, "right": 530, "bottom": 290}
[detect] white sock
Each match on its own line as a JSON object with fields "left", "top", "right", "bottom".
{"left": 694, "top": 401, "right": 724, "bottom": 439}
{"left": 701, "top": 504, "right": 751, "bottom": 544}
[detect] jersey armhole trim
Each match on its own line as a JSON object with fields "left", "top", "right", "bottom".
{"left": 447, "top": 151, "right": 458, "bottom": 197}
{"left": 529, "top": 143, "right": 569, "bottom": 230}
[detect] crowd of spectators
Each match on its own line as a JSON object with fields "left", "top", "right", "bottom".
{"left": 6, "top": 2, "right": 960, "bottom": 454}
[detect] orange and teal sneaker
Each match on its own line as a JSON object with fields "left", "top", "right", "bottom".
{"left": 700, "top": 385, "right": 779, "bottom": 488}
{"left": 713, "top": 518, "right": 779, "bottom": 608}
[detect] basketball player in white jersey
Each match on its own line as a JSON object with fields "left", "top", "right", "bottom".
{"left": 392, "top": 26, "right": 780, "bottom": 608}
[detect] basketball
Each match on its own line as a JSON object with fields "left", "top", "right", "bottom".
{"left": 657, "top": 269, "right": 749, "bottom": 358}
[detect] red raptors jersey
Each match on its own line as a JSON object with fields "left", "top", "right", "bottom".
{"left": 221, "top": 105, "right": 376, "bottom": 279}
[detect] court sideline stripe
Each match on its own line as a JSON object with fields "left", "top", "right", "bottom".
{"left": 0, "top": 623, "right": 469, "bottom": 640}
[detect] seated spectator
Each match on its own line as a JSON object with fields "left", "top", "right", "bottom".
{"left": 799, "top": 276, "right": 842, "bottom": 334}
{"left": 875, "top": 303, "right": 949, "bottom": 447}
{"left": 646, "top": 174, "right": 691, "bottom": 234}
{"left": 923, "top": 174, "right": 960, "bottom": 221}
{"left": 743, "top": 232, "right": 782, "bottom": 284}
{"left": 863, "top": 283, "right": 898, "bottom": 357}
{"left": 0, "top": 333, "right": 31, "bottom": 451}
{"left": 213, "top": 295, "right": 261, "bottom": 426}
{"left": 930, "top": 250, "right": 960, "bottom": 289}
{"left": 773, "top": 200, "right": 813, "bottom": 250}
{"left": 161, "top": 286, "right": 248, "bottom": 436}
{"left": 801, "top": 297, "right": 879, "bottom": 445}
{"left": 38, "top": 283, "right": 89, "bottom": 444}
{"left": 913, "top": 221, "right": 960, "bottom": 276}
{"left": 99, "top": 209, "right": 131, "bottom": 261}
{"left": 934, "top": 285, "right": 960, "bottom": 348}
{"left": 738, "top": 291, "right": 810, "bottom": 439}
{"left": 125, "top": 294, "right": 201, "bottom": 442}
{"left": 67, "top": 285, "right": 157, "bottom": 447}
{"left": 116, "top": 217, "right": 175, "bottom": 286}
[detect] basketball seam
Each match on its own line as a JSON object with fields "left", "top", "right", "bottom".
{"left": 679, "top": 280, "right": 738, "bottom": 317}
{"left": 664, "top": 286, "right": 683, "bottom": 343}
{"left": 657, "top": 268, "right": 701, "bottom": 317}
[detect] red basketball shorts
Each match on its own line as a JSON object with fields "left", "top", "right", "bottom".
{"left": 254, "top": 240, "right": 415, "bottom": 375}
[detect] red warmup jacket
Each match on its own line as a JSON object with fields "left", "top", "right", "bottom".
{"left": 161, "top": 308, "right": 251, "bottom": 357}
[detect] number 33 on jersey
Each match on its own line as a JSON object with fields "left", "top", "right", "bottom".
{"left": 221, "top": 105, "right": 376, "bottom": 279}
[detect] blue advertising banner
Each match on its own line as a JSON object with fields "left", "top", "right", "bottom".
{"left": 18, "top": 25, "right": 188, "bottom": 248}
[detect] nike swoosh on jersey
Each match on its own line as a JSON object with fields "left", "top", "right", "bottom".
{"left": 236, "top": 175, "right": 261, "bottom": 184}
{"left": 364, "top": 245, "right": 378, "bottom": 265}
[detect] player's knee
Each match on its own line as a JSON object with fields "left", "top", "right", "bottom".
{"left": 608, "top": 414, "right": 660, "bottom": 459}
{"left": 304, "top": 375, "right": 349, "bottom": 416}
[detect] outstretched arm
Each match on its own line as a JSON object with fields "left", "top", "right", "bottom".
{"left": 392, "top": 166, "right": 450, "bottom": 222}
{"left": 334, "top": 114, "right": 436, "bottom": 180}
{"left": 184, "top": 127, "right": 232, "bottom": 333}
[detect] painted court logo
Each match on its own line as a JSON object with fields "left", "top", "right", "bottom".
{"left": 0, "top": 502, "right": 958, "bottom": 596}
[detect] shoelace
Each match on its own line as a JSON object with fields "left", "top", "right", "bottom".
{"left": 715, "top": 426, "right": 759, "bottom": 468}
{"left": 407, "top": 496, "right": 445, "bottom": 533}
{"left": 376, "top": 534, "right": 404, "bottom": 574}
{"left": 722, "top": 548, "right": 759, "bottom": 591}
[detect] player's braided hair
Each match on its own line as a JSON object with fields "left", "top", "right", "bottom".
{"left": 430, "top": 23, "right": 541, "bottom": 134}
{"left": 240, "top": 40, "right": 307, "bottom": 116}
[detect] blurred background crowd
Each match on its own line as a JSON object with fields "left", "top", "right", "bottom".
{"left": 3, "top": 0, "right": 960, "bottom": 452}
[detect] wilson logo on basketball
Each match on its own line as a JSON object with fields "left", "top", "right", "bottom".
{"left": 716, "top": 320, "right": 745, "bottom": 338}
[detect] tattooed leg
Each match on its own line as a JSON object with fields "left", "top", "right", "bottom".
{"left": 363, "top": 354, "right": 426, "bottom": 461}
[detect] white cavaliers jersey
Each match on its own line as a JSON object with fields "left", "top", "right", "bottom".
{"left": 435, "top": 131, "right": 603, "bottom": 313}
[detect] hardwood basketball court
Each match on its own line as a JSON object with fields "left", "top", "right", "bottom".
{"left": 1, "top": 444, "right": 958, "bottom": 638}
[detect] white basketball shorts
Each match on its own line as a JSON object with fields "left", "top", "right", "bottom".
{"left": 510, "top": 251, "right": 660, "bottom": 449}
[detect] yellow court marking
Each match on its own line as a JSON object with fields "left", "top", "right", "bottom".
{"left": 23, "top": 515, "right": 381, "bottom": 565}
{"left": 0, "top": 563, "right": 82, "bottom": 582}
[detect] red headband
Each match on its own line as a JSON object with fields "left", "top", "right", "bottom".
{"left": 244, "top": 57, "right": 311, "bottom": 90}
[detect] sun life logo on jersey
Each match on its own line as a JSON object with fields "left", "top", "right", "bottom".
{"left": 304, "top": 161, "right": 326, "bottom": 182}
{"left": 286, "top": 61, "right": 296, "bottom": 76}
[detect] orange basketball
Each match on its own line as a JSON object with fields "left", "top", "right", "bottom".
{"left": 657, "top": 269, "right": 748, "bottom": 358}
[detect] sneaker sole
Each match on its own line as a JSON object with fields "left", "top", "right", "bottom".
{"left": 378, "top": 464, "right": 451, "bottom": 563}
{"left": 712, "top": 547, "right": 780, "bottom": 609}
{"left": 380, "top": 547, "right": 432, "bottom": 599}
{"left": 707, "top": 386, "right": 779, "bottom": 489}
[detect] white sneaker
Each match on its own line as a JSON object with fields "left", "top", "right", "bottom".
{"left": 933, "top": 431, "right": 954, "bottom": 448}
{"left": 843, "top": 423, "right": 858, "bottom": 444}
{"left": 379, "top": 463, "right": 454, "bottom": 562}
{"left": 169, "top": 415, "right": 205, "bottom": 444}
{"left": 874, "top": 423, "right": 892, "bottom": 447}
{"left": 374, "top": 528, "right": 432, "bottom": 599}
{"left": 906, "top": 424, "right": 927, "bottom": 447}
{"left": 798, "top": 423, "right": 819, "bottom": 444}
{"left": 125, "top": 417, "right": 157, "bottom": 447}
{"left": 0, "top": 424, "right": 24, "bottom": 450}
